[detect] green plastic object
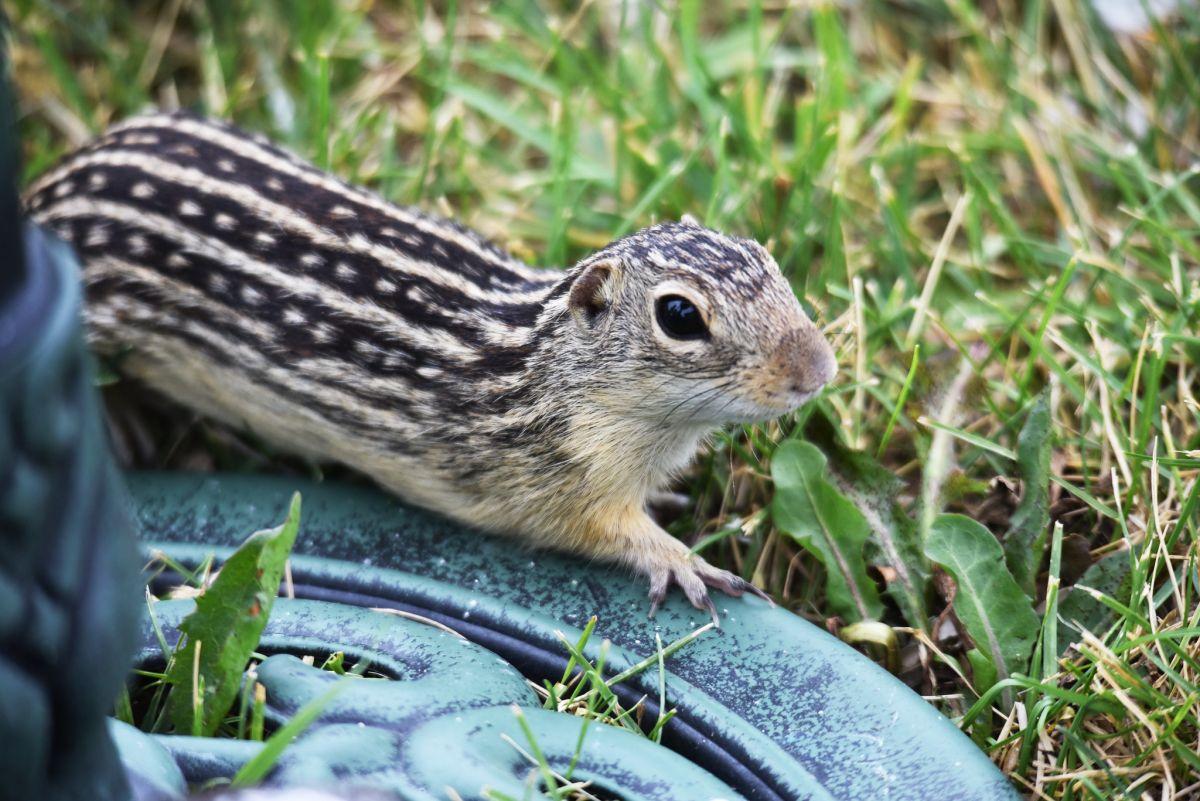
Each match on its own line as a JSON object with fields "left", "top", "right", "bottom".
{"left": 0, "top": 222, "right": 140, "bottom": 801}
{"left": 125, "top": 471, "right": 1019, "bottom": 801}
{"left": 123, "top": 599, "right": 743, "bottom": 799}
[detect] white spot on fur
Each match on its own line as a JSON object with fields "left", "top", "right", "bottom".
{"left": 300, "top": 253, "right": 322, "bottom": 268}
{"left": 88, "top": 172, "right": 107, "bottom": 190}
{"left": 241, "top": 285, "right": 264, "bottom": 305}
{"left": 335, "top": 262, "right": 356, "bottom": 281}
{"left": 127, "top": 234, "right": 149, "bottom": 255}
{"left": 53, "top": 181, "right": 74, "bottom": 198}
{"left": 217, "top": 159, "right": 236, "bottom": 173}
{"left": 266, "top": 177, "right": 284, "bottom": 191}
{"left": 375, "top": 278, "right": 397, "bottom": 294}
{"left": 123, "top": 133, "right": 159, "bottom": 145}
{"left": 215, "top": 213, "right": 237, "bottom": 230}
{"left": 311, "top": 323, "right": 333, "bottom": 343}
{"left": 132, "top": 182, "right": 156, "bottom": 199}
{"left": 255, "top": 231, "right": 276, "bottom": 247}
{"left": 381, "top": 227, "right": 400, "bottom": 238}
{"left": 330, "top": 205, "right": 355, "bottom": 219}
{"left": 283, "top": 307, "right": 306, "bottom": 326}
{"left": 417, "top": 366, "right": 442, "bottom": 379}
{"left": 209, "top": 273, "right": 229, "bottom": 293}
{"left": 178, "top": 199, "right": 202, "bottom": 216}
{"left": 85, "top": 225, "right": 109, "bottom": 247}
{"left": 166, "top": 252, "right": 189, "bottom": 269}
{"left": 128, "top": 304, "right": 155, "bottom": 322}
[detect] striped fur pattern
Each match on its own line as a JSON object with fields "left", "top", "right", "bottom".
{"left": 24, "top": 111, "right": 837, "bottom": 618}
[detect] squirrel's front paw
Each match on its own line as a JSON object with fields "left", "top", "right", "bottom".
{"left": 646, "top": 553, "right": 773, "bottom": 627}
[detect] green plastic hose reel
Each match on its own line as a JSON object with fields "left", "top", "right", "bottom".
{"left": 122, "top": 472, "right": 1020, "bottom": 801}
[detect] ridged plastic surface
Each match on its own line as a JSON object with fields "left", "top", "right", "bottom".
{"left": 126, "top": 471, "right": 1019, "bottom": 801}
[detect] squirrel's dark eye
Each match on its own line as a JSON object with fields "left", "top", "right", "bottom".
{"left": 655, "top": 295, "right": 708, "bottom": 340}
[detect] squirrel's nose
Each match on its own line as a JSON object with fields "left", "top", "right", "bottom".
{"left": 774, "top": 324, "right": 837, "bottom": 395}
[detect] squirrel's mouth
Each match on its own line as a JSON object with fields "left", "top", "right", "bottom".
{"left": 696, "top": 388, "right": 824, "bottom": 426}
{"left": 716, "top": 357, "right": 836, "bottom": 423}
{"left": 753, "top": 389, "right": 826, "bottom": 420}
{"left": 641, "top": 358, "right": 837, "bottom": 427}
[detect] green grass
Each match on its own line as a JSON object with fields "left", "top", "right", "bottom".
{"left": 10, "top": 1, "right": 1200, "bottom": 797}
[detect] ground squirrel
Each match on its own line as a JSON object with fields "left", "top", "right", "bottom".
{"left": 24, "top": 112, "right": 837, "bottom": 621}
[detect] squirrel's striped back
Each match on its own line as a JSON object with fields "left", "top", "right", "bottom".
{"left": 24, "top": 112, "right": 564, "bottom": 432}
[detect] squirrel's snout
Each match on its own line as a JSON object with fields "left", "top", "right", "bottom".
{"left": 773, "top": 324, "right": 838, "bottom": 397}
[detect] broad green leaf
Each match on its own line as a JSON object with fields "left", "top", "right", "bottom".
{"left": 834, "top": 446, "right": 930, "bottom": 630}
{"left": 771, "top": 441, "right": 883, "bottom": 622}
{"left": 926, "top": 514, "right": 1039, "bottom": 689}
{"left": 801, "top": 410, "right": 929, "bottom": 628}
{"left": 963, "top": 646, "right": 999, "bottom": 748}
{"left": 1003, "top": 392, "right": 1052, "bottom": 595}
{"left": 965, "top": 648, "right": 997, "bottom": 696}
{"left": 1057, "top": 550, "right": 1133, "bottom": 655}
{"left": 166, "top": 493, "right": 302, "bottom": 736}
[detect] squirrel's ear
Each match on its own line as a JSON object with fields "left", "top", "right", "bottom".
{"left": 568, "top": 261, "right": 617, "bottom": 326}
{"left": 680, "top": 213, "right": 701, "bottom": 227}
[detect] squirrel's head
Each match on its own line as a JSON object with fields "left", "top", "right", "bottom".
{"left": 562, "top": 217, "right": 837, "bottom": 426}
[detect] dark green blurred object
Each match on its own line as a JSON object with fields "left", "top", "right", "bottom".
{"left": 0, "top": 223, "right": 141, "bottom": 798}
{"left": 0, "top": 32, "right": 139, "bottom": 797}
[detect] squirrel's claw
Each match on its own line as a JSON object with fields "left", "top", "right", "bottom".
{"left": 696, "top": 566, "right": 775, "bottom": 607}
{"left": 644, "top": 555, "right": 773, "bottom": 627}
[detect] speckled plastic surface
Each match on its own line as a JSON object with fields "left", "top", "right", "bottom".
{"left": 122, "top": 599, "right": 744, "bottom": 799}
{"left": 127, "top": 471, "right": 1018, "bottom": 800}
